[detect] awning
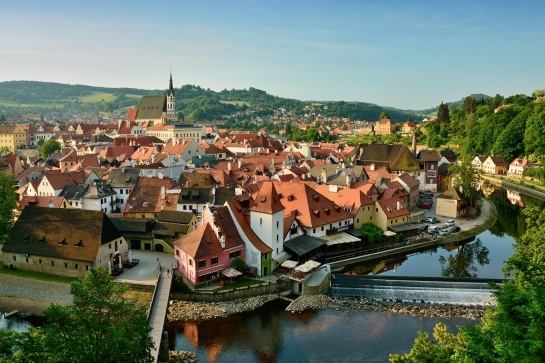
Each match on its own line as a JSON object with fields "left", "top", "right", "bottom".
{"left": 222, "top": 268, "right": 243, "bottom": 278}
{"left": 321, "top": 232, "right": 361, "bottom": 246}
{"left": 273, "top": 251, "right": 292, "bottom": 264}
{"left": 281, "top": 260, "right": 298, "bottom": 269}
{"left": 384, "top": 231, "right": 397, "bottom": 237}
{"left": 284, "top": 235, "right": 327, "bottom": 256}
{"left": 294, "top": 260, "right": 321, "bottom": 273}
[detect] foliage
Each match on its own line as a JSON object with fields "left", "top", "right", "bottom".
{"left": 39, "top": 139, "right": 61, "bottom": 158}
{"left": 523, "top": 166, "right": 545, "bottom": 184}
{"left": 0, "top": 330, "right": 25, "bottom": 361}
{"left": 438, "top": 239, "right": 490, "bottom": 278}
{"left": 379, "top": 111, "right": 389, "bottom": 120}
{"left": 171, "top": 274, "right": 191, "bottom": 293}
{"left": 436, "top": 102, "right": 450, "bottom": 125}
{"left": 16, "top": 267, "right": 154, "bottom": 363}
{"left": 231, "top": 257, "right": 246, "bottom": 273}
{"left": 447, "top": 160, "right": 482, "bottom": 207}
{"left": 0, "top": 173, "right": 17, "bottom": 242}
{"left": 360, "top": 222, "right": 384, "bottom": 245}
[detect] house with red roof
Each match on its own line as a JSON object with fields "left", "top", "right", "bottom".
{"left": 375, "top": 197, "right": 410, "bottom": 231}
{"left": 482, "top": 156, "right": 508, "bottom": 175}
{"left": 508, "top": 158, "right": 535, "bottom": 177}
{"left": 174, "top": 205, "right": 245, "bottom": 285}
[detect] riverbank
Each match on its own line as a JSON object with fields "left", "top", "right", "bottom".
{"left": 167, "top": 294, "right": 488, "bottom": 322}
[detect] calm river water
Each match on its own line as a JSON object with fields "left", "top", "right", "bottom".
{"left": 168, "top": 189, "right": 529, "bottom": 363}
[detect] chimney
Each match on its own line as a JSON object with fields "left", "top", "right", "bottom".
{"left": 158, "top": 170, "right": 164, "bottom": 179}
{"left": 254, "top": 174, "right": 258, "bottom": 183}
{"left": 346, "top": 175, "right": 351, "bottom": 189}
{"left": 183, "top": 139, "right": 186, "bottom": 145}
{"left": 228, "top": 162, "right": 232, "bottom": 171}
{"left": 238, "top": 159, "right": 242, "bottom": 169}
{"left": 397, "top": 201, "right": 401, "bottom": 210}
{"left": 412, "top": 131, "right": 417, "bottom": 157}
{"left": 220, "top": 235, "right": 225, "bottom": 249}
{"left": 48, "top": 200, "right": 54, "bottom": 208}
{"left": 370, "top": 163, "right": 375, "bottom": 171}
{"left": 161, "top": 186, "right": 166, "bottom": 200}
{"left": 302, "top": 173, "right": 306, "bottom": 180}
{"left": 321, "top": 169, "right": 327, "bottom": 184}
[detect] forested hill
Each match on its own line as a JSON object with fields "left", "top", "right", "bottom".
{"left": 0, "top": 81, "right": 421, "bottom": 122}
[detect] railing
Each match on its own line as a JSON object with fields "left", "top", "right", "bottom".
{"left": 325, "top": 240, "right": 423, "bottom": 263}
{"left": 146, "top": 262, "right": 162, "bottom": 320}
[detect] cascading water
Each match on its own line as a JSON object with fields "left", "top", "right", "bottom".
{"left": 329, "top": 275, "right": 502, "bottom": 305}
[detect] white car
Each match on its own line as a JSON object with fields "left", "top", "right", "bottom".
{"left": 444, "top": 219, "right": 455, "bottom": 227}
{"left": 438, "top": 229, "right": 450, "bottom": 236}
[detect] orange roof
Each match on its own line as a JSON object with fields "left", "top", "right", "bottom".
{"left": 314, "top": 185, "right": 374, "bottom": 212}
{"left": 377, "top": 197, "right": 409, "bottom": 218}
{"left": 174, "top": 223, "right": 223, "bottom": 258}
{"left": 250, "top": 182, "right": 284, "bottom": 214}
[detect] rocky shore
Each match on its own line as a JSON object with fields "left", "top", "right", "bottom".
{"left": 167, "top": 294, "right": 489, "bottom": 322}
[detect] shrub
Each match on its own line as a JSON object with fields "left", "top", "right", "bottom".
{"left": 171, "top": 275, "right": 191, "bottom": 293}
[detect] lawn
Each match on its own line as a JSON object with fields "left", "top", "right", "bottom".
{"left": 78, "top": 92, "right": 117, "bottom": 103}
{"left": 220, "top": 100, "right": 249, "bottom": 106}
{"left": 0, "top": 263, "right": 77, "bottom": 284}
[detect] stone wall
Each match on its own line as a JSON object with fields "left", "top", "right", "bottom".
{"left": 172, "top": 280, "right": 292, "bottom": 302}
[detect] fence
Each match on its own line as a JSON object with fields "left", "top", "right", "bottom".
{"left": 172, "top": 280, "right": 292, "bottom": 302}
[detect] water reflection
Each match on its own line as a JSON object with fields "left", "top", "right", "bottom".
{"left": 438, "top": 238, "right": 490, "bottom": 278}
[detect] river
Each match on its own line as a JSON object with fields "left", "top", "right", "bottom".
{"left": 167, "top": 188, "right": 533, "bottom": 362}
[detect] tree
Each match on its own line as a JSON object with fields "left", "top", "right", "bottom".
{"left": 379, "top": 111, "right": 389, "bottom": 120}
{"left": 231, "top": 257, "right": 245, "bottom": 273}
{"left": 436, "top": 102, "right": 450, "bottom": 125}
{"left": 39, "top": 139, "right": 61, "bottom": 158}
{"left": 18, "top": 267, "right": 154, "bottom": 363}
{"left": 360, "top": 222, "right": 384, "bottom": 245}
{"left": 447, "top": 160, "right": 482, "bottom": 213}
{"left": 0, "top": 173, "right": 17, "bottom": 242}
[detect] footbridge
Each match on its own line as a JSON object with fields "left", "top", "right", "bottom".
{"left": 329, "top": 275, "right": 508, "bottom": 305}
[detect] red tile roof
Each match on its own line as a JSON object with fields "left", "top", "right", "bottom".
{"left": 174, "top": 223, "right": 223, "bottom": 259}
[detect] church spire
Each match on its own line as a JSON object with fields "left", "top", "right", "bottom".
{"left": 166, "top": 70, "right": 176, "bottom": 120}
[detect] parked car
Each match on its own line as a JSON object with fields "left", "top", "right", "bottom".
{"left": 424, "top": 217, "right": 440, "bottom": 223}
{"left": 444, "top": 220, "right": 455, "bottom": 227}
{"left": 449, "top": 226, "right": 461, "bottom": 233}
{"left": 418, "top": 202, "right": 432, "bottom": 209}
{"left": 438, "top": 229, "right": 449, "bottom": 236}
{"left": 420, "top": 224, "right": 429, "bottom": 232}
{"left": 428, "top": 226, "right": 440, "bottom": 234}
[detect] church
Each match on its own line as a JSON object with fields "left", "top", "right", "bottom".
{"left": 133, "top": 73, "right": 177, "bottom": 128}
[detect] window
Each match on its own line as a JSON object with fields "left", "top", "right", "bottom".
{"left": 120, "top": 189, "right": 123, "bottom": 195}
{"left": 229, "top": 250, "right": 241, "bottom": 259}
{"left": 198, "top": 260, "right": 206, "bottom": 268}
{"left": 276, "top": 221, "right": 279, "bottom": 229}
{"left": 25, "top": 258, "right": 29, "bottom": 263}
{"left": 313, "top": 228, "right": 316, "bottom": 233}
{"left": 51, "top": 261, "right": 54, "bottom": 266}
{"left": 175, "top": 250, "right": 179, "bottom": 256}
{"left": 109, "top": 244, "right": 112, "bottom": 249}
{"left": 211, "top": 257, "right": 218, "bottom": 265}
{"left": 189, "top": 259, "right": 193, "bottom": 266}
{"left": 86, "top": 265, "right": 89, "bottom": 270}
{"left": 75, "top": 264, "right": 78, "bottom": 269}
{"left": 39, "top": 259, "right": 42, "bottom": 264}
{"left": 64, "top": 263, "right": 68, "bottom": 268}
{"left": 276, "top": 234, "right": 279, "bottom": 242}
{"left": 260, "top": 218, "right": 263, "bottom": 226}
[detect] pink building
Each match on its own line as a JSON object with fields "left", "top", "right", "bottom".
{"left": 173, "top": 205, "right": 245, "bottom": 285}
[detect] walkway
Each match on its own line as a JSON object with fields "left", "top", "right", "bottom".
{"left": 148, "top": 267, "right": 172, "bottom": 363}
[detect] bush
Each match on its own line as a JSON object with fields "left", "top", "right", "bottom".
{"left": 171, "top": 275, "right": 191, "bottom": 293}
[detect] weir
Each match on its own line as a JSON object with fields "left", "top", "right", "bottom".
{"left": 329, "top": 275, "right": 508, "bottom": 305}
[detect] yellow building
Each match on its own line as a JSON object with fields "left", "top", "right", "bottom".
{"left": 0, "top": 125, "right": 27, "bottom": 151}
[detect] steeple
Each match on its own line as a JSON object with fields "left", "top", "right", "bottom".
{"left": 166, "top": 70, "right": 176, "bottom": 120}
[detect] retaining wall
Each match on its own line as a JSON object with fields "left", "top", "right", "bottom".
{"left": 172, "top": 280, "right": 292, "bottom": 302}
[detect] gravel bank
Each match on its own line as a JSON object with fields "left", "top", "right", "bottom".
{"left": 0, "top": 274, "right": 72, "bottom": 314}
{"left": 168, "top": 294, "right": 488, "bottom": 322}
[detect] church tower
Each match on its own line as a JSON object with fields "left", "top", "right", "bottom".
{"left": 166, "top": 72, "right": 176, "bottom": 120}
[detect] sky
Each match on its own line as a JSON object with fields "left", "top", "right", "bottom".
{"left": 2, "top": 0, "right": 545, "bottom": 110}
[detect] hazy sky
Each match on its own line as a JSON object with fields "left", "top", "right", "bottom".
{"left": 2, "top": 0, "right": 545, "bottom": 110}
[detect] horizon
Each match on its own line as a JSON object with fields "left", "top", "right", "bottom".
{"left": 2, "top": 1, "right": 545, "bottom": 110}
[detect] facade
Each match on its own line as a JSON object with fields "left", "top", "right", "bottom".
{"left": 508, "top": 158, "right": 533, "bottom": 177}
{"left": 374, "top": 118, "right": 396, "bottom": 135}
{"left": 0, "top": 125, "right": 27, "bottom": 151}
{"left": 436, "top": 188, "right": 467, "bottom": 218}
{"left": 374, "top": 198, "right": 410, "bottom": 231}
{"left": 416, "top": 150, "right": 440, "bottom": 192}
{"left": 1, "top": 208, "right": 127, "bottom": 278}
{"left": 482, "top": 156, "right": 508, "bottom": 175}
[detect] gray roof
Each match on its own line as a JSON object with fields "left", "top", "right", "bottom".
{"left": 156, "top": 210, "right": 195, "bottom": 224}
{"left": 60, "top": 184, "right": 88, "bottom": 200}
{"left": 284, "top": 235, "right": 327, "bottom": 256}
{"left": 106, "top": 168, "right": 140, "bottom": 188}
{"left": 214, "top": 187, "right": 236, "bottom": 206}
{"left": 135, "top": 95, "right": 166, "bottom": 120}
{"left": 178, "top": 187, "right": 214, "bottom": 205}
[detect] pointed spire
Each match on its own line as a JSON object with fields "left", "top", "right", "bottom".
{"left": 168, "top": 71, "right": 175, "bottom": 96}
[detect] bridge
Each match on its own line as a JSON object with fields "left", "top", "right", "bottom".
{"left": 329, "top": 275, "right": 508, "bottom": 305}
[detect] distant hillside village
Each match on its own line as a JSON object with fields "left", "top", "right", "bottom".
{"left": 0, "top": 74, "right": 533, "bottom": 287}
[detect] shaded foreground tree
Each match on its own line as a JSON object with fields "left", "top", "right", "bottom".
{"left": 448, "top": 160, "right": 483, "bottom": 214}
{"left": 0, "top": 173, "right": 17, "bottom": 242}
{"left": 39, "top": 139, "right": 61, "bottom": 158}
{"left": 16, "top": 267, "right": 153, "bottom": 363}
